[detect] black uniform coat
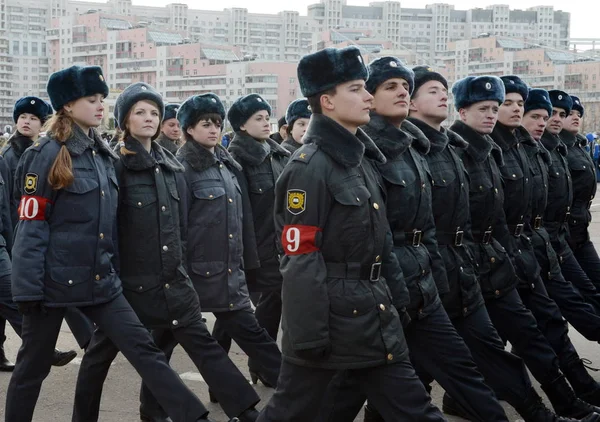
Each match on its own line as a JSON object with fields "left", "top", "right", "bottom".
{"left": 281, "top": 136, "right": 303, "bottom": 155}
{"left": 522, "top": 129, "right": 563, "bottom": 282}
{"left": 274, "top": 113, "right": 408, "bottom": 369}
{"left": 115, "top": 137, "right": 201, "bottom": 329}
{"left": 11, "top": 125, "right": 122, "bottom": 306}
{"left": 228, "top": 132, "right": 290, "bottom": 292}
{"left": 177, "top": 140, "right": 257, "bottom": 313}
{"left": 408, "top": 118, "right": 485, "bottom": 319}
{"left": 490, "top": 123, "right": 541, "bottom": 290}
{"left": 451, "top": 120, "right": 519, "bottom": 300}
{"left": 363, "top": 114, "right": 448, "bottom": 320}
{"left": 1, "top": 131, "right": 34, "bottom": 227}
{"left": 540, "top": 131, "right": 573, "bottom": 262}
{"left": 561, "top": 130, "right": 597, "bottom": 248}
{"left": 156, "top": 132, "right": 179, "bottom": 155}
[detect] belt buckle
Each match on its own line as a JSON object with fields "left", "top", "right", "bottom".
{"left": 482, "top": 229, "right": 492, "bottom": 244}
{"left": 514, "top": 223, "right": 524, "bottom": 237}
{"left": 412, "top": 230, "right": 422, "bottom": 247}
{"left": 455, "top": 230, "right": 464, "bottom": 247}
{"left": 370, "top": 262, "right": 382, "bottom": 281}
{"left": 564, "top": 211, "right": 571, "bottom": 223}
{"left": 534, "top": 216, "right": 542, "bottom": 230}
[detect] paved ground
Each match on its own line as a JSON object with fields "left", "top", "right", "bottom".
{"left": 1, "top": 196, "right": 600, "bottom": 421}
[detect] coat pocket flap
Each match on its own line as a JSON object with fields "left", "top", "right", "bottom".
{"left": 332, "top": 185, "right": 371, "bottom": 206}
{"left": 329, "top": 293, "right": 376, "bottom": 317}
{"left": 122, "top": 274, "right": 161, "bottom": 292}
{"left": 63, "top": 178, "right": 99, "bottom": 194}
{"left": 49, "top": 266, "right": 92, "bottom": 286}
{"left": 192, "top": 187, "right": 226, "bottom": 201}
{"left": 191, "top": 261, "right": 226, "bottom": 277}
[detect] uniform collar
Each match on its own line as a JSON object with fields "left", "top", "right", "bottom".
{"left": 228, "top": 131, "right": 290, "bottom": 167}
{"left": 541, "top": 130, "right": 567, "bottom": 155}
{"left": 8, "top": 131, "right": 34, "bottom": 158}
{"left": 177, "top": 140, "right": 241, "bottom": 173}
{"left": 490, "top": 122, "right": 519, "bottom": 151}
{"left": 450, "top": 120, "right": 502, "bottom": 164}
{"left": 119, "top": 135, "right": 183, "bottom": 172}
{"left": 559, "top": 129, "right": 577, "bottom": 147}
{"left": 64, "top": 124, "right": 117, "bottom": 159}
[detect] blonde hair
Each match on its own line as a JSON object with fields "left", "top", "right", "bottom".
{"left": 43, "top": 109, "right": 74, "bottom": 189}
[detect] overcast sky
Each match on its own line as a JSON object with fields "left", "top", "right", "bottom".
{"left": 90, "top": 0, "right": 596, "bottom": 40}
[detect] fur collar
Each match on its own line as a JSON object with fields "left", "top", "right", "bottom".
{"left": 401, "top": 120, "right": 431, "bottom": 154}
{"left": 450, "top": 120, "right": 503, "bottom": 165}
{"left": 119, "top": 135, "right": 184, "bottom": 172}
{"left": 362, "top": 113, "right": 412, "bottom": 159}
{"left": 303, "top": 113, "right": 386, "bottom": 167}
{"left": 177, "top": 140, "right": 241, "bottom": 173}
{"left": 541, "top": 131, "right": 567, "bottom": 156}
{"left": 576, "top": 133, "right": 589, "bottom": 147}
{"left": 281, "top": 137, "right": 303, "bottom": 154}
{"left": 490, "top": 123, "right": 519, "bottom": 151}
{"left": 61, "top": 124, "right": 118, "bottom": 160}
{"left": 447, "top": 129, "right": 469, "bottom": 149}
{"left": 156, "top": 133, "right": 179, "bottom": 155}
{"left": 8, "top": 131, "right": 34, "bottom": 158}
{"left": 406, "top": 117, "right": 468, "bottom": 153}
{"left": 228, "top": 131, "right": 290, "bottom": 167}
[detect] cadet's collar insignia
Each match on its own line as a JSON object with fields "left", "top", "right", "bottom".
{"left": 99, "top": 74, "right": 104, "bottom": 81}
{"left": 287, "top": 189, "right": 306, "bottom": 215}
{"left": 30, "top": 99, "right": 35, "bottom": 104}
{"left": 299, "top": 152, "right": 307, "bottom": 159}
{"left": 24, "top": 173, "right": 38, "bottom": 195}
{"left": 558, "top": 94, "right": 563, "bottom": 100}
{"left": 390, "top": 61, "right": 398, "bottom": 67}
{"left": 485, "top": 82, "right": 492, "bottom": 90}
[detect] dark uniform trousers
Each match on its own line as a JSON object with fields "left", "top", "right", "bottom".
{"left": 258, "top": 358, "right": 446, "bottom": 422}
{"left": 486, "top": 288, "right": 563, "bottom": 387}
{"left": 7, "top": 294, "right": 208, "bottom": 422}
{"left": 319, "top": 304, "right": 509, "bottom": 422}
{"left": 139, "top": 308, "right": 281, "bottom": 419}
{"left": 561, "top": 248, "right": 600, "bottom": 314}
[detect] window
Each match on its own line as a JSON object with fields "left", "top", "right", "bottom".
{"left": 12, "top": 41, "right": 19, "bottom": 54}
{"left": 31, "top": 42, "right": 38, "bottom": 55}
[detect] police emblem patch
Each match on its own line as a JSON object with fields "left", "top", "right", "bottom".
{"left": 24, "top": 173, "right": 38, "bottom": 195}
{"left": 287, "top": 189, "right": 306, "bottom": 215}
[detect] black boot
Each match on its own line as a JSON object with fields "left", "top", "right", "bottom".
{"left": 564, "top": 359, "right": 600, "bottom": 407}
{"left": 363, "top": 404, "right": 384, "bottom": 422}
{"left": 543, "top": 375, "right": 600, "bottom": 419}
{"left": 0, "top": 342, "right": 14, "bottom": 372}
{"left": 515, "top": 387, "right": 600, "bottom": 422}
{"left": 236, "top": 407, "right": 259, "bottom": 422}
{"left": 52, "top": 348, "right": 77, "bottom": 367}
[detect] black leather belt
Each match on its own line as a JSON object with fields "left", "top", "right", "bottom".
{"left": 507, "top": 223, "right": 524, "bottom": 237}
{"left": 472, "top": 227, "right": 493, "bottom": 244}
{"left": 404, "top": 229, "right": 423, "bottom": 247}
{"left": 436, "top": 229, "right": 464, "bottom": 246}
{"left": 533, "top": 216, "right": 543, "bottom": 230}
{"left": 326, "top": 262, "right": 382, "bottom": 282}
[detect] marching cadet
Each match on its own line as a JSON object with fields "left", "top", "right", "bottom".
{"left": 257, "top": 45, "right": 444, "bottom": 422}
{"left": 2, "top": 96, "right": 94, "bottom": 363}
{"left": 407, "top": 66, "right": 571, "bottom": 421}
{"left": 137, "top": 92, "right": 282, "bottom": 419}
{"left": 224, "top": 93, "right": 290, "bottom": 385}
{"left": 562, "top": 96, "right": 600, "bottom": 293}
{"left": 73, "top": 82, "right": 261, "bottom": 422}
{"left": 5, "top": 66, "right": 212, "bottom": 422}
{"left": 524, "top": 90, "right": 600, "bottom": 405}
{"left": 450, "top": 75, "right": 599, "bottom": 422}
{"left": 156, "top": 103, "right": 182, "bottom": 154}
{"left": 281, "top": 99, "right": 311, "bottom": 154}
{"left": 320, "top": 58, "right": 508, "bottom": 422}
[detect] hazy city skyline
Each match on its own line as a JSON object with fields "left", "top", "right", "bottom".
{"left": 76, "top": 0, "right": 594, "bottom": 39}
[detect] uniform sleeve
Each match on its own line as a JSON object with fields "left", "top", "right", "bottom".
{"left": 381, "top": 229, "right": 410, "bottom": 310}
{"left": 11, "top": 147, "right": 55, "bottom": 302}
{"left": 422, "top": 211, "right": 450, "bottom": 295}
{"left": 234, "top": 167, "right": 260, "bottom": 271}
{"left": 175, "top": 171, "right": 188, "bottom": 267}
{"left": 274, "top": 158, "right": 331, "bottom": 352}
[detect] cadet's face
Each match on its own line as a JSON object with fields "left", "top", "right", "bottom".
{"left": 16, "top": 113, "right": 42, "bottom": 138}
{"left": 564, "top": 110, "right": 582, "bottom": 134}
{"left": 409, "top": 81, "right": 448, "bottom": 123}
{"left": 324, "top": 79, "right": 373, "bottom": 130}
{"left": 187, "top": 119, "right": 222, "bottom": 150}
{"left": 522, "top": 109, "right": 549, "bottom": 141}
{"left": 547, "top": 107, "right": 567, "bottom": 135}
{"left": 241, "top": 110, "right": 271, "bottom": 141}
{"left": 372, "top": 78, "right": 411, "bottom": 121}
{"left": 68, "top": 94, "right": 105, "bottom": 130}
{"left": 498, "top": 93, "right": 524, "bottom": 128}
{"left": 126, "top": 100, "right": 160, "bottom": 141}
{"left": 161, "top": 118, "right": 181, "bottom": 141}
{"left": 290, "top": 118, "right": 309, "bottom": 144}
{"left": 460, "top": 101, "right": 499, "bottom": 135}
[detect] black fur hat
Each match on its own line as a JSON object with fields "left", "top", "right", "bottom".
{"left": 570, "top": 95, "right": 584, "bottom": 117}
{"left": 13, "top": 96, "right": 53, "bottom": 124}
{"left": 163, "top": 103, "right": 180, "bottom": 122}
{"left": 524, "top": 88, "right": 553, "bottom": 116}
{"left": 548, "top": 90, "right": 573, "bottom": 114}
{"left": 297, "top": 46, "right": 368, "bottom": 97}
{"left": 285, "top": 99, "right": 311, "bottom": 128}
{"left": 47, "top": 65, "right": 109, "bottom": 111}
{"left": 500, "top": 75, "right": 529, "bottom": 101}
{"left": 451, "top": 75, "right": 505, "bottom": 110}
{"left": 177, "top": 93, "right": 226, "bottom": 130}
{"left": 412, "top": 65, "right": 448, "bottom": 95}
{"left": 366, "top": 56, "right": 414, "bottom": 94}
{"left": 227, "top": 93, "right": 271, "bottom": 132}
{"left": 114, "top": 82, "right": 165, "bottom": 130}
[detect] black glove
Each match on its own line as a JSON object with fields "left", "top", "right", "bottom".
{"left": 399, "top": 307, "right": 411, "bottom": 329}
{"left": 295, "top": 343, "right": 332, "bottom": 361}
{"left": 17, "top": 301, "right": 43, "bottom": 316}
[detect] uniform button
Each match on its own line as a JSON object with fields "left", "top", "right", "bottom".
{"left": 353, "top": 309, "right": 358, "bottom": 315}
{"left": 387, "top": 353, "right": 394, "bottom": 361}
{"left": 228, "top": 198, "right": 233, "bottom": 203}
{"left": 138, "top": 285, "right": 143, "bottom": 291}
{"left": 556, "top": 172, "right": 559, "bottom": 176}
{"left": 459, "top": 266, "right": 464, "bottom": 272}
{"left": 92, "top": 150, "right": 97, "bottom": 156}
{"left": 95, "top": 274, "right": 100, "bottom": 280}
{"left": 101, "top": 190, "right": 105, "bottom": 197}
{"left": 229, "top": 303, "right": 234, "bottom": 309}
{"left": 155, "top": 167, "right": 160, "bottom": 173}
{"left": 479, "top": 185, "right": 484, "bottom": 191}
{"left": 356, "top": 197, "right": 360, "bottom": 202}
{"left": 229, "top": 234, "right": 233, "bottom": 239}
{"left": 228, "top": 268, "right": 232, "bottom": 274}
{"left": 495, "top": 289, "right": 500, "bottom": 296}
{"left": 463, "top": 307, "right": 468, "bottom": 314}
{"left": 206, "top": 271, "right": 210, "bottom": 276}
{"left": 461, "top": 183, "right": 464, "bottom": 187}
{"left": 68, "top": 280, "right": 73, "bottom": 285}
{"left": 219, "top": 164, "right": 223, "bottom": 169}
{"left": 419, "top": 308, "right": 423, "bottom": 314}
{"left": 163, "top": 245, "right": 169, "bottom": 251}
{"left": 548, "top": 272, "right": 552, "bottom": 278}
{"left": 373, "top": 203, "right": 379, "bottom": 210}
{"left": 518, "top": 249, "right": 522, "bottom": 254}
{"left": 137, "top": 202, "right": 143, "bottom": 206}
{"left": 490, "top": 257, "right": 496, "bottom": 263}
{"left": 162, "top": 206, "right": 166, "bottom": 212}
{"left": 531, "top": 283, "right": 535, "bottom": 289}
{"left": 209, "top": 194, "right": 214, "bottom": 199}
{"left": 402, "top": 180, "right": 406, "bottom": 185}
{"left": 379, "top": 304, "right": 386, "bottom": 311}
{"left": 494, "top": 188, "right": 498, "bottom": 194}
{"left": 172, "top": 320, "right": 179, "bottom": 326}
{"left": 375, "top": 255, "right": 381, "bottom": 263}
{"left": 165, "top": 283, "right": 170, "bottom": 289}
{"left": 526, "top": 178, "right": 529, "bottom": 183}
{"left": 259, "top": 188, "right": 263, "bottom": 193}
{"left": 99, "top": 233, "right": 104, "bottom": 239}
{"left": 442, "top": 179, "right": 446, "bottom": 183}
{"left": 574, "top": 220, "right": 577, "bottom": 224}
{"left": 422, "top": 183, "right": 426, "bottom": 189}
{"left": 512, "top": 174, "right": 516, "bottom": 178}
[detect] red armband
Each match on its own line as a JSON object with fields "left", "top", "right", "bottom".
{"left": 282, "top": 225, "right": 322, "bottom": 256}
{"left": 18, "top": 196, "right": 51, "bottom": 221}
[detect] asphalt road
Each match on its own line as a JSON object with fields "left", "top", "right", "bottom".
{"left": 1, "top": 198, "right": 600, "bottom": 421}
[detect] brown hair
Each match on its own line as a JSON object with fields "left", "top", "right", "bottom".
{"left": 119, "top": 100, "right": 161, "bottom": 155}
{"left": 306, "top": 87, "right": 337, "bottom": 115}
{"left": 44, "top": 109, "right": 74, "bottom": 190}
